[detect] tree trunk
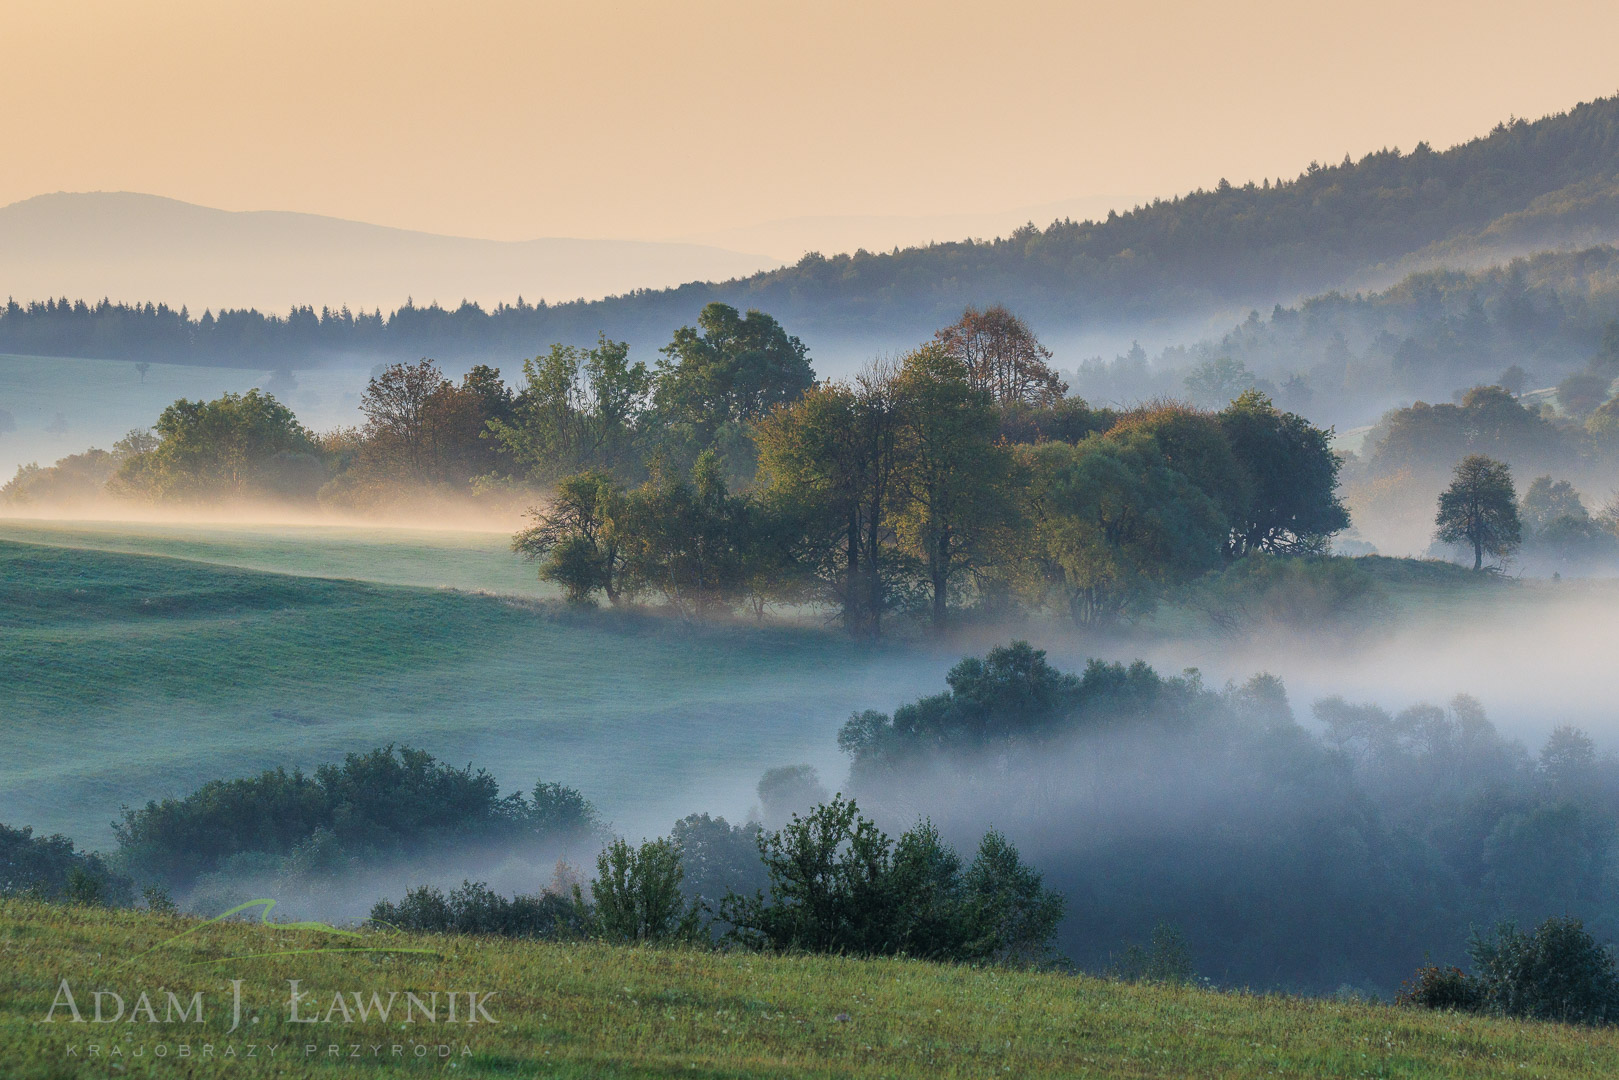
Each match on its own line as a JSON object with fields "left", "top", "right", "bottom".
{"left": 845, "top": 508, "right": 861, "bottom": 633}
{"left": 1473, "top": 536, "right": 1483, "bottom": 571}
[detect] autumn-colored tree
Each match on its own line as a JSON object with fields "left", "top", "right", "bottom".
{"left": 933, "top": 305, "right": 1066, "bottom": 407}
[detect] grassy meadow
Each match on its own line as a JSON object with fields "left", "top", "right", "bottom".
{"left": 0, "top": 514, "right": 1594, "bottom": 855}
{"left": 0, "top": 517, "right": 548, "bottom": 597}
{"left": 6, "top": 898, "right": 1619, "bottom": 1079}
{"left": 0, "top": 528, "right": 957, "bottom": 853}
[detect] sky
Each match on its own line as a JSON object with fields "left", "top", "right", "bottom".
{"left": 5, "top": 0, "right": 1619, "bottom": 253}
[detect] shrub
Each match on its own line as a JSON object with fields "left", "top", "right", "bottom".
{"left": 370, "top": 880, "right": 582, "bottom": 940}
{"left": 584, "top": 838, "right": 702, "bottom": 944}
{"left": 1399, "top": 917, "right": 1619, "bottom": 1025}
{"left": 1396, "top": 966, "right": 1485, "bottom": 1012}
{"left": 0, "top": 823, "right": 133, "bottom": 906}
{"left": 721, "top": 796, "right": 1064, "bottom": 964}
{"left": 1471, "top": 917, "right": 1619, "bottom": 1025}
{"left": 114, "top": 746, "right": 598, "bottom": 888}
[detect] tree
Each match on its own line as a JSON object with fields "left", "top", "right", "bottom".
{"left": 359, "top": 360, "right": 445, "bottom": 481}
{"left": 754, "top": 363, "right": 901, "bottom": 637}
{"left": 114, "top": 389, "right": 321, "bottom": 500}
{"left": 1183, "top": 357, "right": 1258, "bottom": 407}
{"left": 755, "top": 765, "right": 829, "bottom": 828}
{"left": 352, "top": 360, "right": 514, "bottom": 486}
{"left": 1218, "top": 390, "right": 1349, "bottom": 555}
{"left": 582, "top": 837, "right": 702, "bottom": 944}
{"left": 492, "top": 336, "right": 649, "bottom": 479}
{"left": 1558, "top": 372, "right": 1612, "bottom": 420}
{"left": 513, "top": 470, "right": 629, "bottom": 603}
{"left": 720, "top": 795, "right": 1063, "bottom": 963}
{"left": 653, "top": 303, "right": 813, "bottom": 467}
{"left": 891, "top": 344, "right": 1014, "bottom": 626}
{"left": 933, "top": 305, "right": 1065, "bottom": 407}
{"left": 1019, "top": 437, "right": 1225, "bottom": 624}
{"left": 617, "top": 451, "right": 750, "bottom": 616}
{"left": 1435, "top": 454, "right": 1522, "bottom": 570}
{"left": 1520, "top": 476, "right": 1588, "bottom": 535}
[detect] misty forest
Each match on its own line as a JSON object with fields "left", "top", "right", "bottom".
{"left": 13, "top": 90, "right": 1619, "bottom": 1073}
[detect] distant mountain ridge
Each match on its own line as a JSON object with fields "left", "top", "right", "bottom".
{"left": 7, "top": 96, "right": 1619, "bottom": 367}
{"left": 0, "top": 192, "right": 780, "bottom": 313}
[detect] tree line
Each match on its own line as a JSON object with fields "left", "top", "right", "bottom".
{"left": 12, "top": 641, "right": 1619, "bottom": 1000}
{"left": 514, "top": 305, "right": 1348, "bottom": 634}
{"left": 4, "top": 301, "right": 1351, "bottom": 633}
{"left": 9, "top": 98, "right": 1619, "bottom": 368}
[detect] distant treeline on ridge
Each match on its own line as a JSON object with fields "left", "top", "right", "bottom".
{"left": 8, "top": 96, "right": 1619, "bottom": 365}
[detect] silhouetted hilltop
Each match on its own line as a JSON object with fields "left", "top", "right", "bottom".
{"left": 7, "top": 97, "right": 1619, "bottom": 366}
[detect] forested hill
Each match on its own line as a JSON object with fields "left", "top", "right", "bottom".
{"left": 8, "top": 96, "right": 1619, "bottom": 368}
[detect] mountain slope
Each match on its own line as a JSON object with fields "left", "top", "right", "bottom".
{"left": 0, "top": 192, "right": 779, "bottom": 312}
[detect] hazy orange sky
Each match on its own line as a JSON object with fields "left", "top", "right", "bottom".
{"left": 6, "top": 0, "right": 1619, "bottom": 246}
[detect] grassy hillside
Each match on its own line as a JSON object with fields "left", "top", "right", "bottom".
{"left": 0, "top": 537, "right": 952, "bottom": 850}
{"left": 0, "top": 518, "right": 545, "bottom": 596}
{"left": 5, "top": 898, "right": 1618, "bottom": 1079}
{"left": 0, "top": 526, "right": 1575, "bottom": 850}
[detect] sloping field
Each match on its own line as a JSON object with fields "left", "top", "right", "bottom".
{"left": 4, "top": 899, "right": 1618, "bottom": 1079}
{"left": 0, "top": 539, "right": 951, "bottom": 849}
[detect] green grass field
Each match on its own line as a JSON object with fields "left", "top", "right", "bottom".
{"left": 0, "top": 518, "right": 548, "bottom": 596}
{"left": 1, "top": 514, "right": 1602, "bottom": 856}
{"left": 5, "top": 898, "right": 1619, "bottom": 1079}
{"left": 0, "top": 533, "right": 956, "bottom": 854}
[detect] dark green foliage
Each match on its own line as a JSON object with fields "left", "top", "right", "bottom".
{"left": 531, "top": 781, "right": 605, "bottom": 838}
{"left": 1470, "top": 918, "right": 1619, "bottom": 1024}
{"left": 1397, "top": 966, "right": 1486, "bottom": 1012}
{"left": 651, "top": 302, "right": 813, "bottom": 474}
{"left": 369, "top": 880, "right": 583, "bottom": 940}
{"left": 518, "top": 452, "right": 773, "bottom": 614}
{"left": 1218, "top": 391, "right": 1349, "bottom": 555}
{"left": 114, "top": 389, "right": 321, "bottom": 500}
{"left": 617, "top": 451, "right": 753, "bottom": 614}
{"left": 669, "top": 813, "right": 766, "bottom": 916}
{"left": 584, "top": 837, "right": 703, "bottom": 944}
{"left": 0, "top": 823, "right": 132, "bottom": 906}
{"left": 513, "top": 470, "right": 628, "bottom": 603}
{"left": 1020, "top": 435, "right": 1228, "bottom": 624}
{"left": 1402, "top": 918, "right": 1619, "bottom": 1025}
{"left": 491, "top": 336, "right": 650, "bottom": 480}
{"left": 720, "top": 796, "right": 1064, "bottom": 964}
{"left": 839, "top": 641, "right": 1185, "bottom": 777}
{"left": 1435, "top": 454, "right": 1522, "bottom": 570}
{"left": 114, "top": 746, "right": 599, "bottom": 889}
